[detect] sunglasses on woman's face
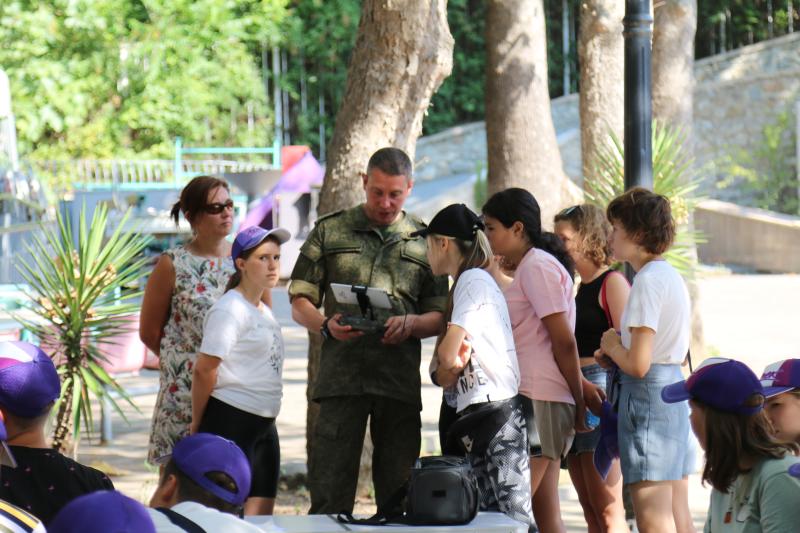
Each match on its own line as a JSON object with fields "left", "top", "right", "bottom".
{"left": 203, "top": 200, "right": 235, "bottom": 214}
{"left": 558, "top": 205, "right": 581, "bottom": 217}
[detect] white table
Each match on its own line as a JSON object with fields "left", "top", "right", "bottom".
{"left": 245, "top": 512, "right": 528, "bottom": 532}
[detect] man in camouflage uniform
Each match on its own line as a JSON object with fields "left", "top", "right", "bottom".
{"left": 289, "top": 147, "right": 448, "bottom": 514}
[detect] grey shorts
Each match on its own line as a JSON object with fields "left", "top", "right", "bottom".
{"left": 520, "top": 395, "right": 575, "bottom": 460}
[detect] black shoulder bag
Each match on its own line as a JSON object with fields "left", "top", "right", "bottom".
{"left": 336, "top": 455, "right": 478, "bottom": 526}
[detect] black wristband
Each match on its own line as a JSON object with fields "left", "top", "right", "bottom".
{"left": 320, "top": 317, "right": 331, "bottom": 340}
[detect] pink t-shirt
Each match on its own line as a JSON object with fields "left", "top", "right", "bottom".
{"left": 504, "top": 248, "right": 576, "bottom": 403}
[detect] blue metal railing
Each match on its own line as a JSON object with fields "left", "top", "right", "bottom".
{"left": 173, "top": 136, "right": 282, "bottom": 184}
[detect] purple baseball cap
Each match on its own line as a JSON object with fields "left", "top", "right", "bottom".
{"left": 662, "top": 357, "right": 764, "bottom": 415}
{"left": 231, "top": 226, "right": 291, "bottom": 262}
{"left": 759, "top": 359, "right": 800, "bottom": 398}
{"left": 157, "top": 433, "right": 251, "bottom": 506}
{"left": 48, "top": 490, "right": 155, "bottom": 533}
{"left": 593, "top": 401, "right": 619, "bottom": 480}
{"left": 790, "top": 463, "right": 800, "bottom": 478}
{"left": 0, "top": 341, "right": 61, "bottom": 418}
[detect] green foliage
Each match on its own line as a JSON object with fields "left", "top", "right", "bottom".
{"left": 473, "top": 161, "right": 487, "bottom": 208}
{"left": 719, "top": 111, "right": 798, "bottom": 215}
{"left": 697, "top": 1, "right": 798, "bottom": 58}
{"left": 13, "top": 205, "right": 152, "bottom": 450}
{"left": 425, "top": 0, "right": 487, "bottom": 134}
{"left": 585, "top": 123, "right": 704, "bottom": 276}
{"left": 278, "top": 0, "right": 360, "bottom": 152}
{"left": 0, "top": 0, "right": 288, "bottom": 160}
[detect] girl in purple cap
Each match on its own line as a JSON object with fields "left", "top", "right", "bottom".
{"left": 662, "top": 357, "right": 800, "bottom": 532}
{"left": 191, "top": 225, "right": 290, "bottom": 516}
{"left": 760, "top": 359, "right": 800, "bottom": 446}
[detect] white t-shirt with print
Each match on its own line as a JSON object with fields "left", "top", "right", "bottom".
{"left": 621, "top": 259, "right": 690, "bottom": 365}
{"left": 200, "top": 289, "right": 284, "bottom": 417}
{"left": 149, "top": 501, "right": 263, "bottom": 533}
{"left": 449, "top": 268, "right": 520, "bottom": 413}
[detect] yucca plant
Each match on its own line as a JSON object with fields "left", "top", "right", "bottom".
{"left": 585, "top": 122, "right": 704, "bottom": 276}
{"left": 13, "top": 204, "right": 152, "bottom": 453}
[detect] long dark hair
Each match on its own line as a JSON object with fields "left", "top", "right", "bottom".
{"left": 224, "top": 235, "right": 281, "bottom": 293}
{"left": 482, "top": 188, "right": 575, "bottom": 278}
{"left": 170, "top": 176, "right": 229, "bottom": 226}
{"left": 696, "top": 398, "right": 799, "bottom": 492}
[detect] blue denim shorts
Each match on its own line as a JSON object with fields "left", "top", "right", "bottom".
{"left": 568, "top": 364, "right": 608, "bottom": 455}
{"left": 617, "top": 364, "right": 693, "bottom": 484}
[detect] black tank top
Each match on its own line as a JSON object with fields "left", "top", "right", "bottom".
{"left": 575, "top": 269, "right": 614, "bottom": 358}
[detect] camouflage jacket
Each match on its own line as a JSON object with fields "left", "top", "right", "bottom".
{"left": 289, "top": 204, "right": 448, "bottom": 408}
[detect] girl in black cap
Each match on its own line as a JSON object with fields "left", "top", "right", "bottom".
{"left": 418, "top": 203, "right": 534, "bottom": 529}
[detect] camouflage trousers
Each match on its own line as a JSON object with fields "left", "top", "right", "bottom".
{"left": 469, "top": 401, "right": 536, "bottom": 528}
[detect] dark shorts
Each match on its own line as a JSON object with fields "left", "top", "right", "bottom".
{"left": 198, "top": 396, "right": 280, "bottom": 498}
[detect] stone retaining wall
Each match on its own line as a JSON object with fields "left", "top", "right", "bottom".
{"left": 416, "top": 33, "right": 800, "bottom": 206}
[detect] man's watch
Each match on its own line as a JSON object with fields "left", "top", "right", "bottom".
{"left": 320, "top": 317, "right": 332, "bottom": 340}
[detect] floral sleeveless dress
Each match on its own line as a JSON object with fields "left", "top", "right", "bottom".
{"left": 147, "top": 246, "right": 234, "bottom": 463}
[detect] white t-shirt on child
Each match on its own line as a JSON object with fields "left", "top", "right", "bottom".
{"left": 199, "top": 289, "right": 284, "bottom": 417}
{"left": 449, "top": 268, "right": 520, "bottom": 413}
{"left": 620, "top": 259, "right": 690, "bottom": 365}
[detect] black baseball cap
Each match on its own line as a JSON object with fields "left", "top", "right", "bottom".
{"left": 410, "top": 203, "right": 484, "bottom": 241}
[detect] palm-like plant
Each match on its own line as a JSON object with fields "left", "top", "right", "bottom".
{"left": 13, "top": 204, "right": 151, "bottom": 452}
{"left": 585, "top": 122, "right": 704, "bottom": 276}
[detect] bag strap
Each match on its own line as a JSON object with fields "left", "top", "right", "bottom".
{"left": 600, "top": 271, "right": 614, "bottom": 329}
{"left": 155, "top": 508, "right": 207, "bottom": 533}
{"left": 600, "top": 270, "right": 630, "bottom": 329}
{"left": 336, "top": 482, "right": 411, "bottom": 526}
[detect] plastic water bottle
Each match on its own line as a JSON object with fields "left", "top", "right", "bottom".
{"left": 585, "top": 410, "right": 600, "bottom": 429}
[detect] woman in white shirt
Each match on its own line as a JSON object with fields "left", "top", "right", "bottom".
{"left": 596, "top": 187, "right": 694, "bottom": 533}
{"left": 413, "top": 203, "right": 534, "bottom": 529}
{"left": 191, "top": 225, "right": 290, "bottom": 516}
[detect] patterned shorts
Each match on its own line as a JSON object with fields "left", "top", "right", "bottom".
{"left": 469, "top": 398, "right": 535, "bottom": 527}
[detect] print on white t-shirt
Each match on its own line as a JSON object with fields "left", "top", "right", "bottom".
{"left": 449, "top": 268, "right": 519, "bottom": 413}
{"left": 199, "top": 290, "right": 285, "bottom": 417}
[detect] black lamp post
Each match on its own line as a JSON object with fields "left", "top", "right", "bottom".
{"left": 623, "top": 0, "right": 653, "bottom": 191}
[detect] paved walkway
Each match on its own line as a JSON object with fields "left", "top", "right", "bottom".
{"left": 74, "top": 273, "right": 800, "bottom": 531}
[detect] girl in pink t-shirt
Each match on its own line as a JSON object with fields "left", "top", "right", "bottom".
{"left": 482, "top": 188, "right": 601, "bottom": 533}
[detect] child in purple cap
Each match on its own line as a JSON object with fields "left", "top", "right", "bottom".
{"left": 191, "top": 225, "right": 290, "bottom": 516}
{"left": 760, "top": 359, "right": 800, "bottom": 445}
{"left": 49, "top": 490, "right": 155, "bottom": 533}
{"left": 0, "top": 341, "right": 114, "bottom": 524}
{"left": 149, "top": 433, "right": 262, "bottom": 531}
{"left": 662, "top": 357, "right": 800, "bottom": 532}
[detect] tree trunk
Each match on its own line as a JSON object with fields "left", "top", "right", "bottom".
{"left": 308, "top": 0, "right": 454, "bottom": 498}
{"left": 652, "top": 0, "right": 696, "bottom": 136}
{"left": 578, "top": 0, "right": 624, "bottom": 190}
{"left": 317, "top": 0, "right": 454, "bottom": 215}
{"left": 652, "top": 0, "right": 704, "bottom": 358}
{"left": 484, "top": 0, "right": 581, "bottom": 227}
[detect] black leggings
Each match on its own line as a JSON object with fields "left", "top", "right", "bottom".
{"left": 198, "top": 396, "right": 280, "bottom": 498}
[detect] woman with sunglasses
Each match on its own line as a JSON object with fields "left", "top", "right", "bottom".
{"left": 141, "top": 176, "right": 238, "bottom": 464}
{"left": 554, "top": 204, "right": 629, "bottom": 533}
